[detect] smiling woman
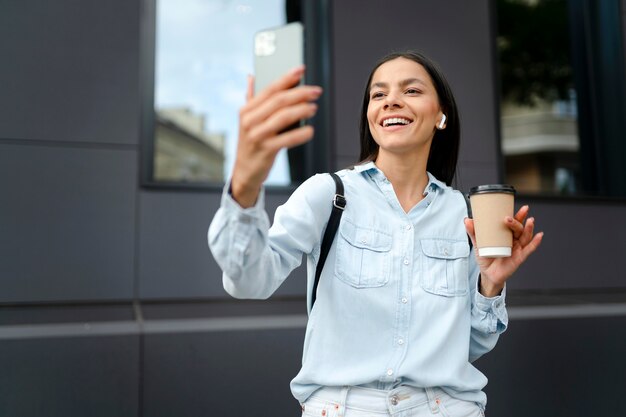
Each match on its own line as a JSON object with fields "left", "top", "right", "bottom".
{"left": 359, "top": 52, "right": 461, "bottom": 187}
{"left": 365, "top": 58, "right": 448, "bottom": 212}
{"left": 208, "top": 49, "right": 543, "bottom": 416}
{"left": 367, "top": 60, "right": 444, "bottom": 157}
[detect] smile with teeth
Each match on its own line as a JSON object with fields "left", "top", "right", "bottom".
{"left": 382, "top": 117, "right": 412, "bottom": 127}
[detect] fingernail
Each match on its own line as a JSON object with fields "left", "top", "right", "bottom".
{"left": 506, "top": 217, "right": 513, "bottom": 223}
{"left": 290, "top": 65, "right": 305, "bottom": 75}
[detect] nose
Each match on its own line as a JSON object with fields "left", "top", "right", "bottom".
{"left": 383, "top": 92, "right": 403, "bottom": 109}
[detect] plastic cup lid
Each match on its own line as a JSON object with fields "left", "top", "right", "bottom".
{"left": 468, "top": 184, "right": 516, "bottom": 196}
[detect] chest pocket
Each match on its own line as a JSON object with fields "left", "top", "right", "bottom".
{"left": 420, "top": 239, "right": 470, "bottom": 296}
{"left": 335, "top": 218, "right": 392, "bottom": 288}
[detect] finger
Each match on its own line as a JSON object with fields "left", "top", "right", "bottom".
{"left": 246, "top": 75, "right": 254, "bottom": 102}
{"left": 247, "top": 65, "right": 305, "bottom": 108}
{"left": 514, "top": 205, "right": 529, "bottom": 224}
{"left": 270, "top": 125, "right": 315, "bottom": 150}
{"left": 241, "top": 85, "right": 322, "bottom": 133}
{"left": 506, "top": 216, "right": 525, "bottom": 239}
{"left": 464, "top": 218, "right": 478, "bottom": 248}
{"left": 520, "top": 231, "right": 544, "bottom": 261}
{"left": 248, "top": 102, "right": 318, "bottom": 142}
{"left": 518, "top": 217, "right": 536, "bottom": 247}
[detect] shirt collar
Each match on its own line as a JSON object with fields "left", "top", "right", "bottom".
{"left": 353, "top": 161, "right": 378, "bottom": 173}
{"left": 354, "top": 161, "right": 447, "bottom": 194}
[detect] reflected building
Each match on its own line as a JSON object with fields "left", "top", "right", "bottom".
{"left": 500, "top": 94, "right": 579, "bottom": 194}
{"left": 154, "top": 107, "right": 225, "bottom": 182}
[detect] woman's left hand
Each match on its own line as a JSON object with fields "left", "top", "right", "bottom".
{"left": 464, "top": 205, "right": 544, "bottom": 297}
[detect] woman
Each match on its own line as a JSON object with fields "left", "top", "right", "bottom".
{"left": 209, "top": 51, "right": 543, "bottom": 416}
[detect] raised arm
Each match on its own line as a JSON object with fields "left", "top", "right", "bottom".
{"left": 208, "top": 67, "right": 326, "bottom": 299}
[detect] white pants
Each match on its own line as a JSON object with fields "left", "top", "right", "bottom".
{"left": 301, "top": 386, "right": 485, "bottom": 417}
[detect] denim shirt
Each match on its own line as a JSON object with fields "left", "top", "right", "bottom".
{"left": 208, "top": 162, "right": 508, "bottom": 408}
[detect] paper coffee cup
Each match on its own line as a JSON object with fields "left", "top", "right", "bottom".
{"left": 468, "top": 184, "right": 516, "bottom": 258}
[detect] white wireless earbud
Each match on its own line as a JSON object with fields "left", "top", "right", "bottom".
{"left": 438, "top": 114, "right": 447, "bottom": 130}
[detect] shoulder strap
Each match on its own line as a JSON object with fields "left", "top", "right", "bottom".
{"left": 311, "top": 173, "right": 345, "bottom": 309}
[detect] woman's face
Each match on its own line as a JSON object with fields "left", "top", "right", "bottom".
{"left": 366, "top": 57, "right": 445, "bottom": 158}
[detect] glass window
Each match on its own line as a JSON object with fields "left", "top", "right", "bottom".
{"left": 496, "top": 0, "right": 580, "bottom": 195}
{"left": 495, "top": 0, "right": 626, "bottom": 197}
{"left": 153, "top": 0, "right": 290, "bottom": 185}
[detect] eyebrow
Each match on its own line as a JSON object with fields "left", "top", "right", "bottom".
{"left": 370, "top": 78, "right": 428, "bottom": 90}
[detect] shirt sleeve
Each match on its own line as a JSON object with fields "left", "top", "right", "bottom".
{"left": 208, "top": 174, "right": 335, "bottom": 300}
{"left": 468, "top": 249, "right": 509, "bottom": 362}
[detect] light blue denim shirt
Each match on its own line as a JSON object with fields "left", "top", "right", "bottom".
{"left": 208, "top": 162, "right": 508, "bottom": 408}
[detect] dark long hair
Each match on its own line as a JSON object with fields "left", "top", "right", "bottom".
{"left": 358, "top": 51, "right": 460, "bottom": 185}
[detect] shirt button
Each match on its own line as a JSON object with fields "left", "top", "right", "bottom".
{"left": 390, "top": 395, "right": 399, "bottom": 406}
{"left": 386, "top": 369, "right": 394, "bottom": 376}
{"left": 401, "top": 297, "right": 408, "bottom": 304}
{"left": 403, "top": 258, "right": 409, "bottom": 265}
{"left": 397, "top": 339, "right": 404, "bottom": 345}
{"left": 405, "top": 224, "right": 412, "bottom": 230}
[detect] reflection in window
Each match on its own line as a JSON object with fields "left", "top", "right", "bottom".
{"left": 154, "top": 0, "right": 289, "bottom": 184}
{"left": 496, "top": 0, "right": 580, "bottom": 195}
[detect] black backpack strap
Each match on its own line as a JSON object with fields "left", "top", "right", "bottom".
{"left": 311, "top": 173, "right": 346, "bottom": 309}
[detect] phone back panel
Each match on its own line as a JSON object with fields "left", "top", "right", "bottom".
{"left": 254, "top": 22, "right": 304, "bottom": 95}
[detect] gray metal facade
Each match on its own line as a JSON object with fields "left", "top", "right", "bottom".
{"left": 1, "top": 0, "right": 625, "bottom": 415}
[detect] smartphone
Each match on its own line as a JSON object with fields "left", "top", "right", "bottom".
{"left": 253, "top": 22, "right": 304, "bottom": 95}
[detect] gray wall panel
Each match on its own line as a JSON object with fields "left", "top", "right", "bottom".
{"left": 139, "top": 314, "right": 626, "bottom": 417}
{"left": 138, "top": 190, "right": 222, "bottom": 299}
{"left": 503, "top": 199, "right": 626, "bottom": 291}
{"left": 336, "top": 156, "right": 359, "bottom": 171}
{"left": 0, "top": 335, "right": 140, "bottom": 417}
{"left": 0, "top": 144, "right": 137, "bottom": 303}
{"left": 138, "top": 189, "right": 307, "bottom": 300}
{"left": 331, "top": 0, "right": 499, "bottom": 167}
{"left": 142, "top": 329, "right": 304, "bottom": 417}
{"left": 0, "top": 0, "right": 139, "bottom": 145}
{"left": 476, "top": 316, "right": 626, "bottom": 416}
{"left": 454, "top": 162, "right": 500, "bottom": 193}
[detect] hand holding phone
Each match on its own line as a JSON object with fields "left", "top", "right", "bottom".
{"left": 230, "top": 23, "right": 322, "bottom": 208}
